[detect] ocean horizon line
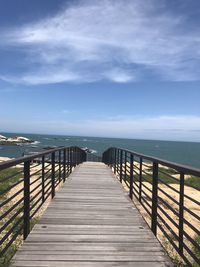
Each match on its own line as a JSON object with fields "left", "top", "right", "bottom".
{"left": 1, "top": 131, "right": 200, "bottom": 144}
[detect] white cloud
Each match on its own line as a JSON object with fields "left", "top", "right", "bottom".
{"left": 2, "top": 0, "right": 200, "bottom": 84}
{"left": 104, "top": 68, "right": 135, "bottom": 83}
{"left": 1, "top": 70, "right": 80, "bottom": 85}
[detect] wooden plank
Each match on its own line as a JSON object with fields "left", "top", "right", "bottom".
{"left": 13, "top": 254, "right": 169, "bottom": 261}
{"left": 10, "top": 162, "right": 172, "bottom": 267}
{"left": 10, "top": 261, "right": 172, "bottom": 267}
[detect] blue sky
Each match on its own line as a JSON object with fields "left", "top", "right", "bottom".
{"left": 0, "top": 0, "right": 200, "bottom": 141}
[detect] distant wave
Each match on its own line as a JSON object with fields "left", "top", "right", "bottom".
{"left": 32, "top": 141, "right": 40, "bottom": 145}
{"left": 91, "top": 149, "right": 97, "bottom": 154}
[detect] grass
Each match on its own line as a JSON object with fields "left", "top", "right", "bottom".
{"left": 185, "top": 176, "right": 200, "bottom": 190}
{"left": 192, "top": 235, "right": 200, "bottom": 267}
{"left": 159, "top": 167, "right": 178, "bottom": 175}
{"left": 0, "top": 243, "right": 19, "bottom": 267}
{"left": 0, "top": 168, "right": 23, "bottom": 266}
{"left": 0, "top": 165, "right": 50, "bottom": 266}
{"left": 0, "top": 167, "right": 23, "bottom": 197}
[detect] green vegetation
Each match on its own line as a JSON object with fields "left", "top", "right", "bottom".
{"left": 159, "top": 167, "right": 178, "bottom": 175}
{"left": 0, "top": 167, "right": 23, "bottom": 197}
{"left": 0, "top": 165, "right": 50, "bottom": 267}
{"left": 0, "top": 167, "right": 23, "bottom": 266}
{"left": 0, "top": 243, "right": 19, "bottom": 267}
{"left": 185, "top": 176, "right": 200, "bottom": 190}
{"left": 192, "top": 235, "right": 200, "bottom": 267}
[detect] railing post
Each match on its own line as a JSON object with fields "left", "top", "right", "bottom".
{"left": 139, "top": 157, "right": 143, "bottom": 202}
{"left": 23, "top": 160, "right": 30, "bottom": 240}
{"left": 106, "top": 150, "right": 108, "bottom": 165}
{"left": 63, "top": 149, "right": 66, "bottom": 182}
{"left": 77, "top": 148, "right": 80, "bottom": 165}
{"left": 74, "top": 147, "right": 77, "bottom": 166}
{"left": 76, "top": 147, "right": 78, "bottom": 165}
{"left": 120, "top": 150, "right": 123, "bottom": 183}
{"left": 105, "top": 151, "right": 108, "bottom": 164}
{"left": 116, "top": 148, "right": 118, "bottom": 174}
{"left": 42, "top": 155, "right": 45, "bottom": 203}
{"left": 129, "top": 154, "right": 133, "bottom": 199}
{"left": 109, "top": 149, "right": 112, "bottom": 166}
{"left": 179, "top": 172, "right": 184, "bottom": 256}
{"left": 59, "top": 150, "right": 61, "bottom": 183}
{"left": 77, "top": 148, "right": 79, "bottom": 165}
{"left": 70, "top": 147, "right": 73, "bottom": 172}
{"left": 116, "top": 149, "right": 119, "bottom": 175}
{"left": 124, "top": 151, "right": 127, "bottom": 182}
{"left": 106, "top": 151, "right": 108, "bottom": 165}
{"left": 115, "top": 149, "right": 117, "bottom": 174}
{"left": 67, "top": 148, "right": 70, "bottom": 176}
{"left": 151, "top": 162, "right": 158, "bottom": 236}
{"left": 114, "top": 149, "right": 117, "bottom": 174}
{"left": 51, "top": 152, "right": 55, "bottom": 198}
{"left": 111, "top": 149, "right": 113, "bottom": 169}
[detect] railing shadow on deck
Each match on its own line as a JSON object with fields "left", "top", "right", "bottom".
{"left": 102, "top": 147, "right": 200, "bottom": 267}
{"left": 0, "top": 146, "right": 86, "bottom": 265}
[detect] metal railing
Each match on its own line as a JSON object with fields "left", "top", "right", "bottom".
{"left": 0, "top": 146, "right": 86, "bottom": 259}
{"left": 102, "top": 147, "right": 200, "bottom": 267}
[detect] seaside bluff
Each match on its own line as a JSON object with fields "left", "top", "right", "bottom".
{"left": 0, "top": 134, "right": 33, "bottom": 145}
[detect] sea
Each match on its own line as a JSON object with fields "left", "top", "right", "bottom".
{"left": 0, "top": 132, "right": 200, "bottom": 169}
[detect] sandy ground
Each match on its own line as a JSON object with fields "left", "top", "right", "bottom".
{"left": 117, "top": 165, "right": 200, "bottom": 265}
{"left": 0, "top": 157, "right": 14, "bottom": 163}
{"left": 0, "top": 157, "right": 64, "bottom": 254}
{"left": 118, "top": 163, "right": 200, "bottom": 232}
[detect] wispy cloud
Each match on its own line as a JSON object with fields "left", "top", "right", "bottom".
{"left": 1, "top": 115, "right": 200, "bottom": 141}
{"left": 61, "top": 109, "right": 73, "bottom": 114}
{"left": 1, "top": 0, "right": 200, "bottom": 84}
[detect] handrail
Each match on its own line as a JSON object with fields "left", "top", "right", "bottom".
{"left": 0, "top": 146, "right": 86, "bottom": 262}
{"left": 0, "top": 146, "right": 84, "bottom": 170}
{"left": 102, "top": 147, "right": 200, "bottom": 267}
{"left": 104, "top": 146, "right": 200, "bottom": 175}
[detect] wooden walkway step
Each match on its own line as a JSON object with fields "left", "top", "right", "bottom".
{"left": 10, "top": 162, "right": 173, "bottom": 267}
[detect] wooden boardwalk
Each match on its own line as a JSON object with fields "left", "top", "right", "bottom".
{"left": 10, "top": 162, "right": 172, "bottom": 267}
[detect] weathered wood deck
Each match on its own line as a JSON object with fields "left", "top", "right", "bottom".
{"left": 10, "top": 162, "right": 172, "bottom": 267}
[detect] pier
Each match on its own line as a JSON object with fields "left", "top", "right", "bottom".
{"left": 0, "top": 146, "right": 199, "bottom": 266}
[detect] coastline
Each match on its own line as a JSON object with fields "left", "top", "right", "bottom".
{"left": 0, "top": 156, "right": 13, "bottom": 163}
{"left": 1, "top": 132, "right": 200, "bottom": 168}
